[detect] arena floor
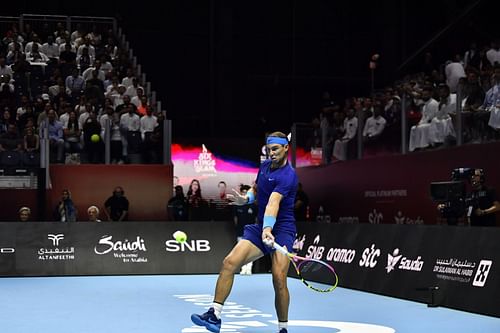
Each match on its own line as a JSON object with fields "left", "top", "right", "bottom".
{"left": 1, "top": 274, "right": 499, "bottom": 333}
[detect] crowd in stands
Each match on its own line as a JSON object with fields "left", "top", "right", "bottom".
{"left": 0, "top": 21, "right": 165, "bottom": 172}
{"left": 311, "top": 40, "right": 500, "bottom": 163}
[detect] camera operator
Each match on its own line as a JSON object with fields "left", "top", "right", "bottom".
{"left": 467, "top": 169, "right": 500, "bottom": 227}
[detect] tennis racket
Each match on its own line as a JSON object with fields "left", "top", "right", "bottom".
{"left": 270, "top": 241, "right": 339, "bottom": 293}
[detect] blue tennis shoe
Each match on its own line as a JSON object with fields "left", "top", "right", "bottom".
{"left": 191, "top": 307, "right": 221, "bottom": 333}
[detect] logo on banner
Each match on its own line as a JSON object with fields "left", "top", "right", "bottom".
{"left": 305, "top": 235, "right": 325, "bottom": 260}
{"left": 38, "top": 234, "right": 75, "bottom": 261}
{"left": 385, "top": 248, "right": 423, "bottom": 273}
{"left": 193, "top": 144, "right": 217, "bottom": 174}
{"left": 386, "top": 249, "right": 402, "bottom": 273}
{"left": 165, "top": 239, "right": 211, "bottom": 252}
{"left": 301, "top": 235, "right": 355, "bottom": 264}
{"left": 359, "top": 244, "right": 380, "bottom": 268}
{"left": 293, "top": 235, "right": 306, "bottom": 251}
{"left": 394, "top": 211, "right": 424, "bottom": 225}
{"left": 433, "top": 257, "right": 478, "bottom": 284}
{"left": 94, "top": 235, "right": 148, "bottom": 263}
{"left": 472, "top": 260, "right": 493, "bottom": 287}
{"left": 368, "top": 209, "right": 383, "bottom": 224}
{"left": 0, "top": 247, "right": 15, "bottom": 254}
{"left": 48, "top": 233, "right": 64, "bottom": 246}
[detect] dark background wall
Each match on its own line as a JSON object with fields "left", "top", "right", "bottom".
{"left": 3, "top": 1, "right": 497, "bottom": 139}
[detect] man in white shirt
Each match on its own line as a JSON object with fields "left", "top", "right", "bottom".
{"left": 409, "top": 86, "right": 439, "bottom": 151}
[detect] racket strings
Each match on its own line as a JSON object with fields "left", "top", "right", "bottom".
{"left": 298, "top": 260, "right": 338, "bottom": 292}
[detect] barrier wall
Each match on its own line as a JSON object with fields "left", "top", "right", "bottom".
{"left": 1, "top": 221, "right": 497, "bottom": 316}
{"left": 293, "top": 222, "right": 499, "bottom": 317}
{"left": 0, "top": 221, "right": 235, "bottom": 276}
{"left": 297, "top": 141, "right": 500, "bottom": 225}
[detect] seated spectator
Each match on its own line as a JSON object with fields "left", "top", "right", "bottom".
{"left": 26, "top": 43, "right": 49, "bottom": 63}
{"left": 187, "top": 179, "right": 207, "bottom": 221}
{"left": 409, "top": 86, "right": 438, "bottom": 152}
{"left": 333, "top": 108, "right": 358, "bottom": 161}
{"left": 485, "top": 65, "right": 500, "bottom": 133}
{"left": 24, "top": 126, "right": 40, "bottom": 152}
{"left": 87, "top": 205, "right": 101, "bottom": 222}
{"left": 54, "top": 189, "right": 77, "bottom": 222}
{"left": 140, "top": 106, "right": 158, "bottom": 163}
{"left": 76, "top": 47, "right": 92, "bottom": 73}
{"left": 82, "top": 110, "right": 103, "bottom": 163}
{"left": 0, "top": 124, "right": 22, "bottom": 152}
{"left": 65, "top": 67, "right": 85, "bottom": 102}
{"left": 63, "top": 110, "right": 83, "bottom": 156}
{"left": 167, "top": 185, "right": 188, "bottom": 221}
{"left": 41, "top": 36, "right": 60, "bottom": 61}
{"left": 363, "top": 105, "right": 386, "bottom": 143}
{"left": 104, "top": 186, "right": 129, "bottom": 221}
{"left": 429, "top": 84, "right": 456, "bottom": 146}
{"left": 0, "top": 109, "right": 13, "bottom": 135}
{"left": 0, "top": 56, "right": 13, "bottom": 77}
{"left": 45, "top": 109, "right": 65, "bottom": 163}
{"left": 19, "top": 206, "right": 31, "bottom": 222}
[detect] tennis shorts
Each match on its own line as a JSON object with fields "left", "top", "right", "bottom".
{"left": 242, "top": 223, "right": 296, "bottom": 255}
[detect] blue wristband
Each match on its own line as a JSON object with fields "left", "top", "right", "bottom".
{"left": 263, "top": 215, "right": 276, "bottom": 230}
{"left": 246, "top": 190, "right": 255, "bottom": 204}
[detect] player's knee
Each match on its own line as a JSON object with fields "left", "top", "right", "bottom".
{"left": 222, "top": 255, "right": 239, "bottom": 272}
{"left": 272, "top": 273, "right": 287, "bottom": 290}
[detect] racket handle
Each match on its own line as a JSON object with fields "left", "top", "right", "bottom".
{"left": 271, "top": 242, "right": 290, "bottom": 256}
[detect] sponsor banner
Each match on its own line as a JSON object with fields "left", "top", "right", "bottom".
{"left": 294, "top": 223, "right": 500, "bottom": 317}
{"left": 0, "top": 221, "right": 235, "bottom": 276}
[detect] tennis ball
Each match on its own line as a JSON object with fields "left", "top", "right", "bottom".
{"left": 173, "top": 230, "right": 187, "bottom": 243}
{"left": 91, "top": 134, "right": 100, "bottom": 143}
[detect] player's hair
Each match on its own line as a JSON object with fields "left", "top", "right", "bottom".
{"left": 267, "top": 131, "right": 288, "bottom": 140}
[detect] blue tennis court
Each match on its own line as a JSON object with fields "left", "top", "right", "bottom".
{"left": 1, "top": 274, "right": 499, "bottom": 333}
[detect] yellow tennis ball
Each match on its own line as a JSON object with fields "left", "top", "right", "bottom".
{"left": 173, "top": 230, "right": 187, "bottom": 243}
{"left": 91, "top": 134, "right": 100, "bottom": 143}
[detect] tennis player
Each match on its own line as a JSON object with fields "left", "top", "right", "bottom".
{"left": 191, "top": 131, "right": 298, "bottom": 333}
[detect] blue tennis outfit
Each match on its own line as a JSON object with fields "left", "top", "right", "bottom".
{"left": 243, "top": 159, "right": 298, "bottom": 254}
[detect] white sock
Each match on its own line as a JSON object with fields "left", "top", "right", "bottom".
{"left": 212, "top": 302, "right": 223, "bottom": 319}
{"left": 278, "top": 321, "right": 288, "bottom": 331}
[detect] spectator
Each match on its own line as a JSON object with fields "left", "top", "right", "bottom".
{"left": 233, "top": 184, "right": 257, "bottom": 275}
{"left": 19, "top": 206, "right": 31, "bottom": 222}
{"left": 187, "top": 179, "right": 207, "bottom": 221}
{"left": 104, "top": 186, "right": 129, "bottom": 221}
{"left": 210, "top": 181, "right": 232, "bottom": 221}
{"left": 46, "top": 109, "right": 65, "bottom": 163}
{"left": 82, "top": 110, "right": 103, "bottom": 163}
{"left": 409, "top": 86, "right": 438, "bottom": 152}
{"left": 87, "top": 205, "right": 101, "bottom": 222}
{"left": 54, "top": 189, "right": 77, "bottom": 222}
{"left": 294, "top": 182, "right": 310, "bottom": 222}
{"left": 63, "top": 110, "right": 82, "bottom": 158}
{"left": 468, "top": 169, "right": 500, "bottom": 227}
{"left": 167, "top": 185, "right": 188, "bottom": 221}
{"left": 333, "top": 108, "right": 358, "bottom": 161}
{"left": 362, "top": 105, "right": 386, "bottom": 143}
{"left": 23, "top": 126, "right": 40, "bottom": 152}
{"left": 0, "top": 124, "right": 22, "bottom": 152}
